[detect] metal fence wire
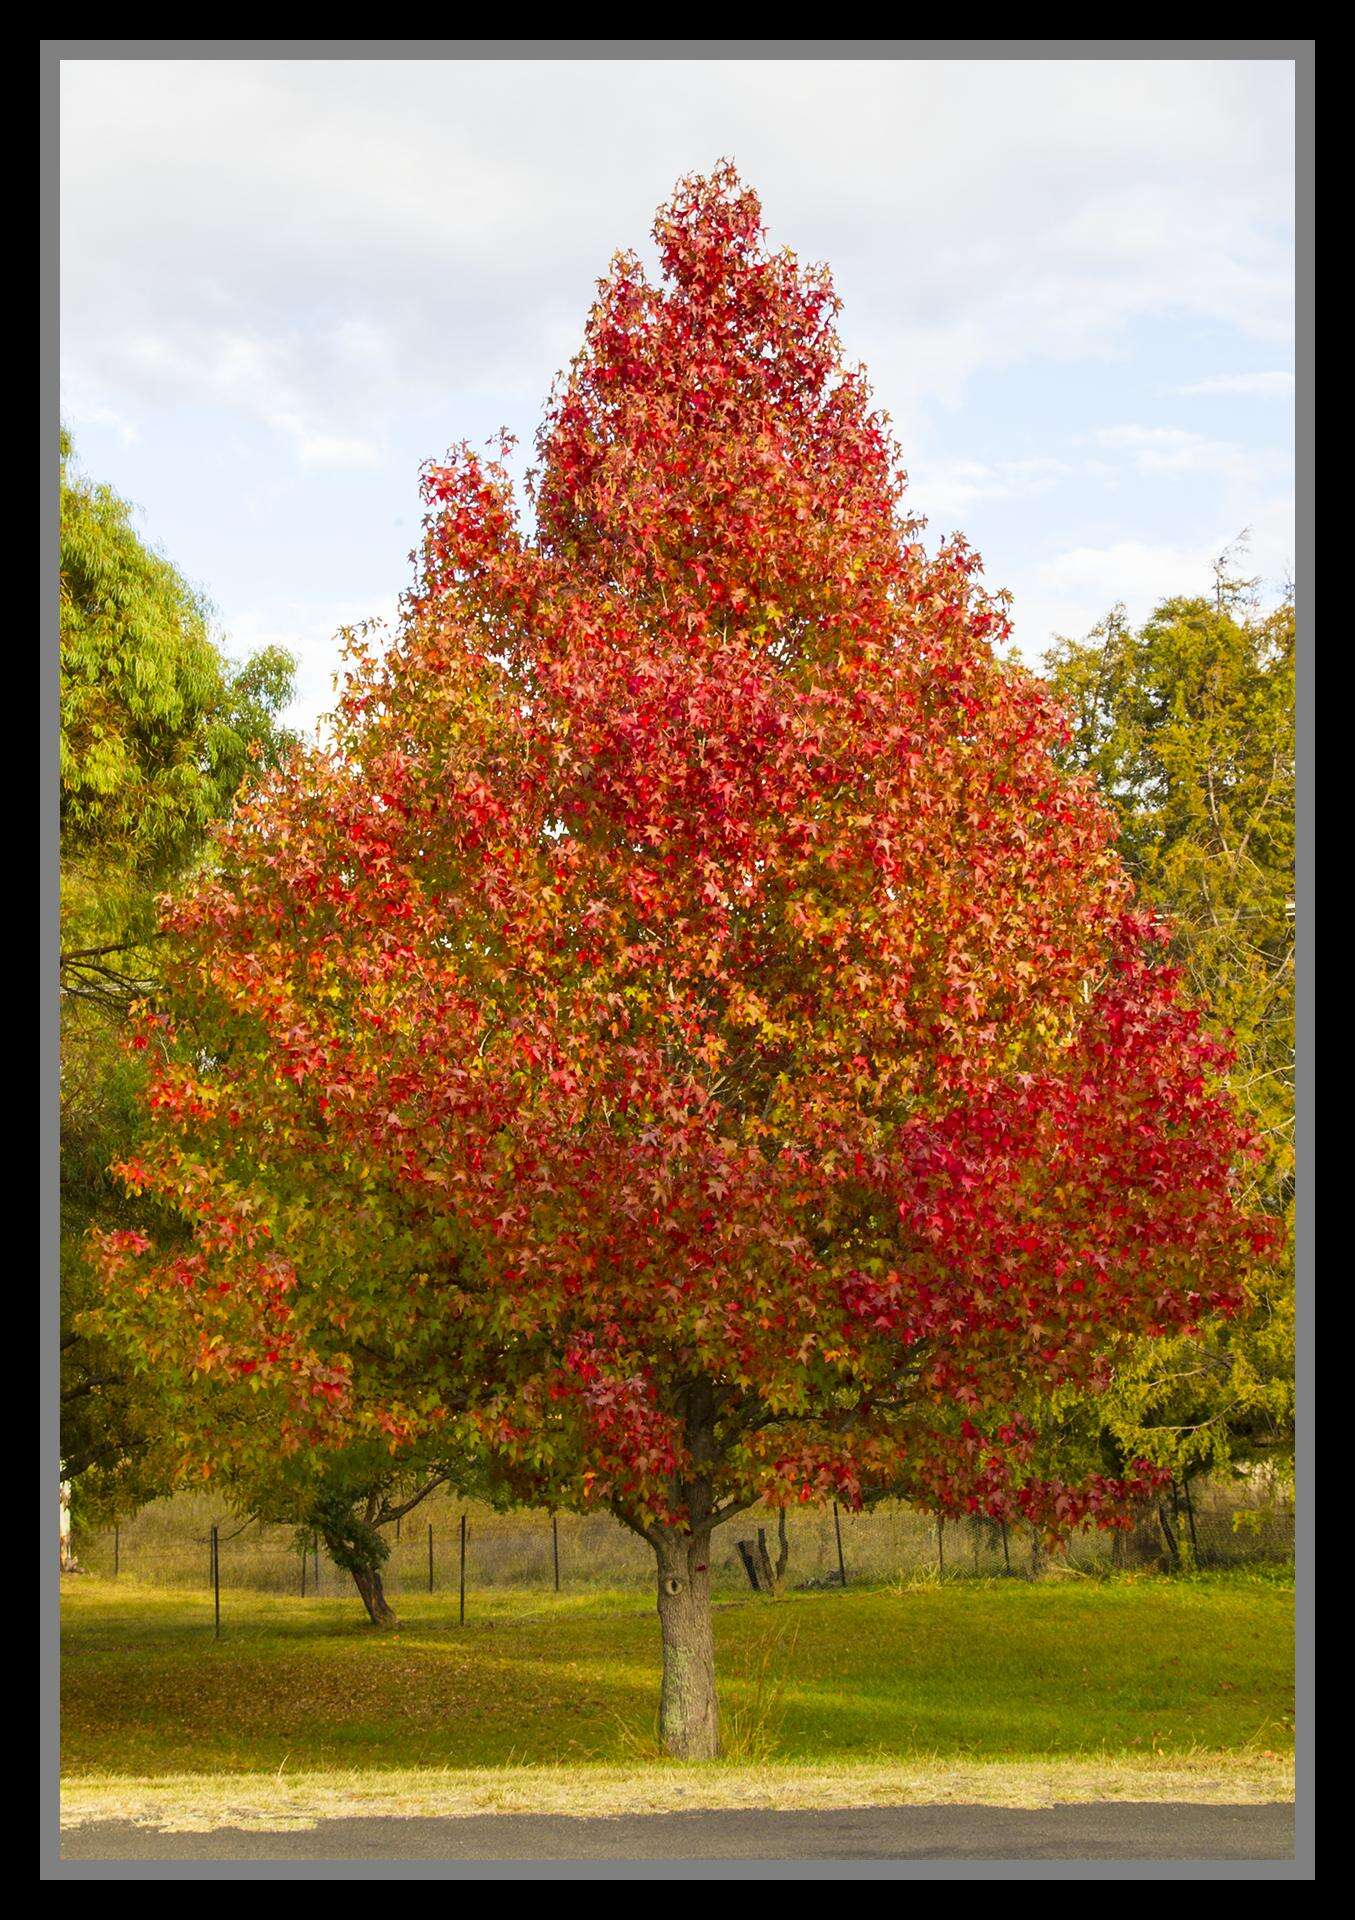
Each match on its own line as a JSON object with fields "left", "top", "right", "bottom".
{"left": 77, "top": 1476, "right": 1293, "bottom": 1602}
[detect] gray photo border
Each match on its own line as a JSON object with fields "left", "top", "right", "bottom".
{"left": 39, "top": 36, "right": 1316, "bottom": 1883}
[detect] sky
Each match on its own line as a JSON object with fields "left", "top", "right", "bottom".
{"left": 60, "top": 57, "right": 1296, "bottom": 731}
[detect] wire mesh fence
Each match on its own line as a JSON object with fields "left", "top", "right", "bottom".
{"left": 74, "top": 1473, "right": 1293, "bottom": 1606}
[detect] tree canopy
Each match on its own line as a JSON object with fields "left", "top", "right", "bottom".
{"left": 60, "top": 432, "right": 295, "bottom": 1516}
{"left": 60, "top": 433, "right": 293, "bottom": 900}
{"left": 1043, "top": 584, "right": 1295, "bottom": 1486}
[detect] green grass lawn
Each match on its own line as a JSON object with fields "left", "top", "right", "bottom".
{"left": 61, "top": 1568, "right": 1294, "bottom": 1780}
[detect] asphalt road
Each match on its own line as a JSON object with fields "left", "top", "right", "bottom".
{"left": 61, "top": 1802, "right": 1294, "bottom": 1863}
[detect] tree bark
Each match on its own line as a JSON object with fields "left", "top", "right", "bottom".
{"left": 654, "top": 1529, "right": 719, "bottom": 1759}
{"left": 736, "top": 1538, "right": 764, "bottom": 1591}
{"left": 349, "top": 1559, "right": 399, "bottom": 1627}
{"left": 59, "top": 1479, "right": 75, "bottom": 1573}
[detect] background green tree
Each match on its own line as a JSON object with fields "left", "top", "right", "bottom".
{"left": 216, "top": 1440, "right": 467, "bottom": 1628}
{"left": 60, "top": 431, "right": 296, "bottom": 1526}
{"left": 1042, "top": 558, "right": 1294, "bottom": 1525}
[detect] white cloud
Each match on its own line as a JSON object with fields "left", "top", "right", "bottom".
{"left": 1007, "top": 536, "right": 1224, "bottom": 662}
{"left": 911, "top": 454, "right": 1079, "bottom": 520}
{"left": 60, "top": 59, "right": 1295, "bottom": 459}
{"left": 1175, "top": 371, "right": 1294, "bottom": 398}
{"left": 1006, "top": 506, "right": 1294, "bottom": 664}
{"left": 58, "top": 58, "right": 1297, "bottom": 729}
{"left": 60, "top": 394, "right": 138, "bottom": 446}
{"left": 1092, "top": 424, "right": 1249, "bottom": 479}
{"left": 1085, "top": 425, "right": 1293, "bottom": 507}
{"left": 225, "top": 597, "right": 401, "bottom": 736}
{"left": 278, "top": 422, "right": 386, "bottom": 473}
{"left": 86, "top": 323, "right": 389, "bottom": 473}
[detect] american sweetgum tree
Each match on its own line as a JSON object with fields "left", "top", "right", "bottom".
{"left": 100, "top": 167, "right": 1276, "bottom": 1758}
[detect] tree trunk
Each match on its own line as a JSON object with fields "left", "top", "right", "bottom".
{"left": 736, "top": 1538, "right": 764, "bottom": 1591}
{"left": 654, "top": 1530, "right": 719, "bottom": 1759}
{"left": 349, "top": 1559, "right": 398, "bottom": 1627}
{"left": 754, "top": 1529, "right": 776, "bottom": 1592}
{"left": 59, "top": 1479, "right": 76, "bottom": 1573}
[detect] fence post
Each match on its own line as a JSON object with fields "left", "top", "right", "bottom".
{"left": 313, "top": 1534, "right": 320, "bottom": 1594}
{"left": 428, "top": 1523, "right": 434, "bottom": 1594}
{"left": 211, "top": 1524, "right": 220, "bottom": 1639}
{"left": 300, "top": 1539, "right": 307, "bottom": 1598}
{"left": 459, "top": 1513, "right": 467, "bottom": 1626}
{"left": 113, "top": 1524, "right": 119, "bottom": 1579}
{"left": 832, "top": 1501, "right": 847, "bottom": 1588}
{"left": 936, "top": 1513, "right": 945, "bottom": 1577}
{"left": 1181, "top": 1477, "right": 1200, "bottom": 1568}
{"left": 1001, "top": 1520, "right": 1011, "bottom": 1575}
{"left": 552, "top": 1513, "right": 560, "bottom": 1593}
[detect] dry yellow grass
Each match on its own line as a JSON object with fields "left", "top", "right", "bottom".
{"left": 61, "top": 1753, "right": 1294, "bottom": 1834}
